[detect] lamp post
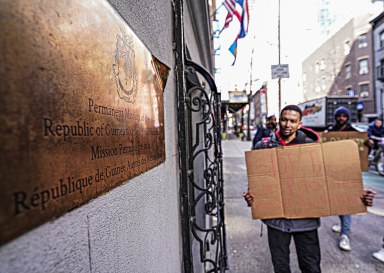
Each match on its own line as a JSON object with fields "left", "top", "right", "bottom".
{"left": 247, "top": 48, "right": 255, "bottom": 141}
{"left": 246, "top": 98, "right": 253, "bottom": 142}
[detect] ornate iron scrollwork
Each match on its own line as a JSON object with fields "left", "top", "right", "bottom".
{"left": 184, "top": 59, "right": 228, "bottom": 273}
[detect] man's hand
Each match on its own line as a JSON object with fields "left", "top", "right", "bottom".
{"left": 243, "top": 191, "right": 254, "bottom": 207}
{"left": 361, "top": 189, "right": 376, "bottom": 207}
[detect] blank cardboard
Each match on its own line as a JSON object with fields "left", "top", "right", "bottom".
{"left": 245, "top": 140, "right": 367, "bottom": 219}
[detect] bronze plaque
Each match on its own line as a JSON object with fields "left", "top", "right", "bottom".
{"left": 0, "top": 0, "right": 169, "bottom": 244}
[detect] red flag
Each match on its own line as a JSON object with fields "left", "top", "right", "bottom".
{"left": 220, "top": 0, "right": 241, "bottom": 33}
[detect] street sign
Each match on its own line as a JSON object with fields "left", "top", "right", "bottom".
{"left": 271, "top": 64, "right": 289, "bottom": 79}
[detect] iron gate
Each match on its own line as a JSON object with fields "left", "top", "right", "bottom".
{"left": 185, "top": 59, "right": 228, "bottom": 273}
{"left": 177, "top": 58, "right": 228, "bottom": 273}
{"left": 174, "top": 1, "right": 227, "bottom": 271}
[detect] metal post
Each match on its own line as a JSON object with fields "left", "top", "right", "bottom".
{"left": 241, "top": 110, "right": 244, "bottom": 139}
{"left": 174, "top": 0, "right": 193, "bottom": 272}
{"left": 278, "top": 0, "right": 281, "bottom": 112}
{"left": 246, "top": 95, "right": 252, "bottom": 141}
{"left": 247, "top": 48, "right": 255, "bottom": 141}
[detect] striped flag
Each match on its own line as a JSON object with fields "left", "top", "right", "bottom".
{"left": 220, "top": 0, "right": 242, "bottom": 33}
{"left": 228, "top": 0, "right": 249, "bottom": 65}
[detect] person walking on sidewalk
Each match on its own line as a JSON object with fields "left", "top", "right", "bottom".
{"left": 252, "top": 115, "right": 277, "bottom": 150}
{"left": 243, "top": 105, "right": 375, "bottom": 273}
{"left": 326, "top": 106, "right": 358, "bottom": 251}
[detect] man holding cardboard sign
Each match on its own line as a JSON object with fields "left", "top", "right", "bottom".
{"left": 243, "top": 105, "right": 375, "bottom": 273}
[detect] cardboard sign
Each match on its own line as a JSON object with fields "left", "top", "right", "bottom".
{"left": 245, "top": 140, "right": 367, "bottom": 219}
{"left": 319, "top": 132, "right": 369, "bottom": 171}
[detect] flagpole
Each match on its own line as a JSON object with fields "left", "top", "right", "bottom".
{"left": 278, "top": 0, "right": 281, "bottom": 113}
{"left": 211, "top": 1, "right": 222, "bottom": 19}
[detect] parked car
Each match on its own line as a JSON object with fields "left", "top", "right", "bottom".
{"left": 351, "top": 123, "right": 369, "bottom": 132}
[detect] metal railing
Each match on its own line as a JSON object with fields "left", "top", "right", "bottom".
{"left": 178, "top": 58, "right": 228, "bottom": 273}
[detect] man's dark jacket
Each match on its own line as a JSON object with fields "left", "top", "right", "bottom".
{"left": 368, "top": 123, "right": 384, "bottom": 138}
{"left": 254, "top": 127, "right": 321, "bottom": 232}
{"left": 327, "top": 123, "right": 356, "bottom": 132}
{"left": 252, "top": 126, "right": 275, "bottom": 149}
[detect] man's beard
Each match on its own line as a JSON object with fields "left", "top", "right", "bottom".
{"left": 337, "top": 120, "right": 347, "bottom": 127}
{"left": 268, "top": 122, "right": 277, "bottom": 129}
{"left": 280, "top": 127, "right": 294, "bottom": 138}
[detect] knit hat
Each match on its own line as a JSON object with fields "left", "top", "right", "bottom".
{"left": 334, "top": 106, "right": 350, "bottom": 120}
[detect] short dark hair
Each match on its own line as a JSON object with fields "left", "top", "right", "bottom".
{"left": 280, "top": 105, "right": 303, "bottom": 120}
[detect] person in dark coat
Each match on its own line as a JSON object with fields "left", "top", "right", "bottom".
{"left": 327, "top": 106, "right": 357, "bottom": 251}
{"left": 327, "top": 106, "right": 356, "bottom": 132}
{"left": 252, "top": 115, "right": 277, "bottom": 150}
{"left": 368, "top": 118, "right": 384, "bottom": 151}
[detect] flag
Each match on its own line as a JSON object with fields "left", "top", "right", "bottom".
{"left": 237, "top": 0, "right": 249, "bottom": 39}
{"left": 220, "top": 12, "right": 234, "bottom": 34}
{"left": 228, "top": 0, "right": 249, "bottom": 65}
{"left": 220, "top": 0, "right": 242, "bottom": 33}
{"left": 228, "top": 39, "right": 238, "bottom": 65}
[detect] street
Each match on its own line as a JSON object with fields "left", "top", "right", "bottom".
{"left": 223, "top": 138, "right": 384, "bottom": 273}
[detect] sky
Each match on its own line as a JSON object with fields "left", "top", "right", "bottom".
{"left": 214, "top": 0, "right": 383, "bottom": 117}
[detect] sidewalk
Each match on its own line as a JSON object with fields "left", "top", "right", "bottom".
{"left": 222, "top": 138, "right": 384, "bottom": 273}
{"left": 223, "top": 138, "right": 273, "bottom": 272}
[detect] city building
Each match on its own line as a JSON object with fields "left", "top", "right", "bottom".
{"left": 251, "top": 85, "right": 268, "bottom": 126}
{"left": 371, "top": 10, "right": 384, "bottom": 120}
{"left": 302, "top": 13, "right": 378, "bottom": 121}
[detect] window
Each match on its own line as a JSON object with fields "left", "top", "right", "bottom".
{"left": 359, "top": 59, "right": 369, "bottom": 75}
{"left": 321, "top": 77, "right": 326, "bottom": 90}
{"left": 302, "top": 73, "right": 307, "bottom": 82}
{"left": 320, "top": 58, "right": 326, "bottom": 70}
{"left": 358, "top": 34, "right": 368, "bottom": 48}
{"left": 378, "top": 59, "right": 384, "bottom": 79}
{"left": 315, "top": 81, "right": 320, "bottom": 93}
{"left": 344, "top": 41, "right": 350, "bottom": 55}
{"left": 345, "top": 64, "right": 351, "bottom": 79}
{"left": 346, "top": 88, "right": 355, "bottom": 96}
{"left": 360, "top": 84, "right": 369, "bottom": 98}
{"left": 315, "top": 62, "right": 320, "bottom": 73}
{"left": 380, "top": 31, "right": 384, "bottom": 48}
